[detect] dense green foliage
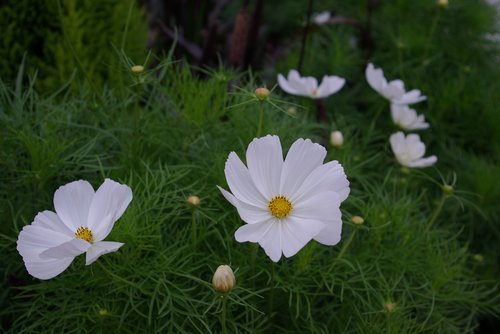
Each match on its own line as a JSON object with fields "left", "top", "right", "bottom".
{"left": 1, "top": 0, "right": 499, "bottom": 333}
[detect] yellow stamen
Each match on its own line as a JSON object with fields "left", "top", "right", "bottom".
{"left": 75, "top": 226, "right": 94, "bottom": 243}
{"left": 268, "top": 195, "right": 293, "bottom": 218}
{"left": 312, "top": 88, "right": 318, "bottom": 97}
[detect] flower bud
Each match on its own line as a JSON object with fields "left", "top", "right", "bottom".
{"left": 384, "top": 302, "right": 396, "bottom": 313}
{"left": 442, "top": 184, "right": 453, "bottom": 195}
{"left": 187, "top": 195, "right": 201, "bottom": 207}
{"left": 351, "top": 215, "right": 364, "bottom": 225}
{"left": 287, "top": 106, "right": 297, "bottom": 116}
{"left": 212, "top": 265, "right": 236, "bottom": 293}
{"left": 473, "top": 254, "right": 484, "bottom": 263}
{"left": 255, "top": 87, "right": 270, "bottom": 101}
{"left": 437, "top": 0, "right": 448, "bottom": 7}
{"left": 330, "top": 131, "right": 344, "bottom": 147}
{"left": 130, "top": 65, "right": 144, "bottom": 74}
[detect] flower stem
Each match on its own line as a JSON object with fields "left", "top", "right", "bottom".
{"left": 191, "top": 211, "right": 197, "bottom": 252}
{"left": 256, "top": 102, "right": 264, "bottom": 137}
{"left": 423, "top": 9, "right": 441, "bottom": 61}
{"left": 426, "top": 194, "right": 448, "bottom": 231}
{"left": 298, "top": 0, "right": 315, "bottom": 72}
{"left": 337, "top": 227, "right": 358, "bottom": 261}
{"left": 221, "top": 294, "right": 228, "bottom": 334}
{"left": 267, "top": 262, "right": 276, "bottom": 317}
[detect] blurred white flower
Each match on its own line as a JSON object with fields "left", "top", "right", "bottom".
{"left": 17, "top": 179, "right": 133, "bottom": 280}
{"left": 390, "top": 132, "right": 437, "bottom": 168}
{"left": 277, "top": 69, "right": 345, "bottom": 99}
{"left": 218, "top": 135, "right": 350, "bottom": 262}
{"left": 330, "top": 130, "right": 344, "bottom": 147}
{"left": 365, "top": 63, "right": 426, "bottom": 105}
{"left": 390, "top": 104, "right": 429, "bottom": 130}
{"left": 312, "top": 11, "right": 331, "bottom": 25}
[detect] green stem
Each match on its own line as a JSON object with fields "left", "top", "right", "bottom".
{"left": 426, "top": 194, "right": 447, "bottom": 231}
{"left": 221, "top": 294, "right": 228, "bottom": 334}
{"left": 256, "top": 102, "right": 264, "bottom": 137}
{"left": 422, "top": 9, "right": 441, "bottom": 61}
{"left": 267, "top": 262, "right": 276, "bottom": 317}
{"left": 191, "top": 211, "right": 197, "bottom": 252}
{"left": 337, "top": 228, "right": 358, "bottom": 261}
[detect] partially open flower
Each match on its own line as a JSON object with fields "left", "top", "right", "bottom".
{"left": 277, "top": 70, "right": 345, "bottom": 99}
{"left": 218, "top": 135, "right": 350, "bottom": 262}
{"left": 255, "top": 87, "right": 270, "bottom": 101}
{"left": 330, "top": 130, "right": 344, "bottom": 147}
{"left": 212, "top": 265, "right": 236, "bottom": 293}
{"left": 365, "top": 63, "right": 426, "bottom": 105}
{"left": 130, "top": 65, "right": 144, "bottom": 74}
{"left": 187, "top": 195, "right": 201, "bottom": 207}
{"left": 390, "top": 104, "right": 429, "bottom": 131}
{"left": 390, "top": 132, "right": 437, "bottom": 168}
{"left": 16, "top": 179, "right": 133, "bottom": 280}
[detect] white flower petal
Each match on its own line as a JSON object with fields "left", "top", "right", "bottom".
{"left": 39, "top": 238, "right": 90, "bottom": 259}
{"left": 316, "top": 75, "right": 345, "bottom": 98}
{"left": 85, "top": 241, "right": 124, "bottom": 265}
{"left": 293, "top": 191, "right": 341, "bottom": 221}
{"left": 258, "top": 221, "right": 282, "bottom": 262}
{"left": 17, "top": 223, "right": 73, "bottom": 260}
{"left": 293, "top": 161, "right": 350, "bottom": 203}
{"left": 235, "top": 219, "right": 274, "bottom": 242}
{"left": 312, "top": 206, "right": 342, "bottom": 245}
{"left": 280, "top": 138, "right": 326, "bottom": 198}
{"left": 277, "top": 73, "right": 301, "bottom": 95}
{"left": 217, "top": 186, "right": 238, "bottom": 207}
{"left": 23, "top": 257, "right": 75, "bottom": 280}
{"left": 225, "top": 152, "right": 267, "bottom": 206}
{"left": 87, "top": 179, "right": 133, "bottom": 241}
{"left": 301, "top": 76, "right": 319, "bottom": 97}
{"left": 33, "top": 210, "right": 75, "bottom": 236}
{"left": 365, "top": 63, "right": 386, "bottom": 94}
{"left": 246, "top": 135, "right": 283, "bottom": 199}
{"left": 53, "top": 180, "right": 95, "bottom": 231}
{"left": 408, "top": 156, "right": 437, "bottom": 168}
{"left": 281, "top": 216, "right": 324, "bottom": 257}
{"left": 390, "top": 132, "right": 406, "bottom": 155}
{"left": 396, "top": 89, "right": 427, "bottom": 105}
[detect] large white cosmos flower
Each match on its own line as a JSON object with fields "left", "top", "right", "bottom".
{"left": 277, "top": 69, "right": 345, "bottom": 99}
{"left": 390, "top": 104, "right": 429, "bottom": 130}
{"left": 218, "top": 135, "right": 350, "bottom": 262}
{"left": 365, "top": 63, "right": 426, "bottom": 105}
{"left": 390, "top": 132, "right": 437, "bottom": 168}
{"left": 17, "top": 179, "right": 133, "bottom": 280}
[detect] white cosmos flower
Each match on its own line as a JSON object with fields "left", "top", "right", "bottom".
{"left": 390, "top": 104, "right": 429, "bottom": 130}
{"left": 218, "top": 135, "right": 350, "bottom": 262}
{"left": 390, "top": 132, "right": 437, "bottom": 168}
{"left": 312, "top": 11, "right": 331, "bottom": 25}
{"left": 16, "top": 179, "right": 133, "bottom": 280}
{"left": 365, "top": 63, "right": 426, "bottom": 105}
{"left": 277, "top": 69, "right": 345, "bottom": 99}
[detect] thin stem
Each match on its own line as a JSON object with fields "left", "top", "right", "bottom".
{"left": 336, "top": 228, "right": 358, "bottom": 261}
{"left": 298, "top": 0, "right": 315, "bottom": 72}
{"left": 256, "top": 102, "right": 264, "bottom": 137}
{"left": 422, "top": 9, "right": 441, "bottom": 61}
{"left": 267, "top": 262, "right": 276, "bottom": 317}
{"left": 191, "top": 211, "right": 197, "bottom": 252}
{"left": 426, "top": 194, "right": 448, "bottom": 231}
{"left": 221, "top": 294, "right": 228, "bottom": 334}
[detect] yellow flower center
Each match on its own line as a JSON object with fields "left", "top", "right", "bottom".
{"left": 75, "top": 226, "right": 94, "bottom": 243}
{"left": 312, "top": 88, "right": 318, "bottom": 97}
{"left": 268, "top": 195, "right": 293, "bottom": 218}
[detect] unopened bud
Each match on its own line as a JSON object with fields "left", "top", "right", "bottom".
{"left": 99, "top": 309, "right": 109, "bottom": 316}
{"left": 473, "top": 254, "right": 484, "bottom": 263}
{"left": 187, "top": 195, "right": 201, "bottom": 207}
{"left": 442, "top": 184, "right": 453, "bottom": 195}
{"left": 437, "top": 0, "right": 448, "bottom": 7}
{"left": 287, "top": 106, "right": 297, "bottom": 116}
{"left": 330, "top": 131, "right": 344, "bottom": 147}
{"left": 384, "top": 302, "right": 396, "bottom": 313}
{"left": 212, "top": 265, "right": 236, "bottom": 293}
{"left": 351, "top": 216, "right": 364, "bottom": 225}
{"left": 131, "top": 65, "right": 144, "bottom": 74}
{"left": 255, "top": 87, "right": 270, "bottom": 101}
